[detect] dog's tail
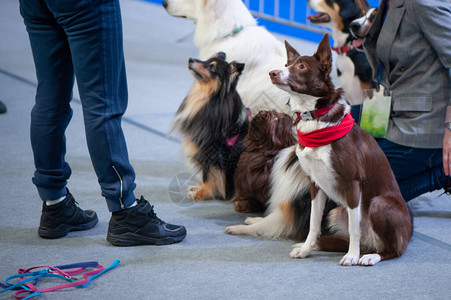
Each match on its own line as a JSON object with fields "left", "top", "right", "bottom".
{"left": 315, "top": 235, "right": 349, "bottom": 252}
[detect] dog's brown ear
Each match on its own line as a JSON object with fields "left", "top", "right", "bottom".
{"left": 314, "top": 34, "right": 332, "bottom": 75}
{"left": 284, "top": 40, "right": 300, "bottom": 66}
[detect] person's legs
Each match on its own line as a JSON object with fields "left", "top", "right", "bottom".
{"left": 20, "top": 0, "right": 98, "bottom": 239}
{"left": 378, "top": 139, "right": 448, "bottom": 201}
{"left": 21, "top": 0, "right": 185, "bottom": 243}
{"left": 46, "top": 0, "right": 136, "bottom": 211}
{"left": 39, "top": 0, "right": 186, "bottom": 244}
{"left": 20, "top": 0, "right": 74, "bottom": 201}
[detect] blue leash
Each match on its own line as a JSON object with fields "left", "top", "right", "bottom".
{"left": 0, "top": 260, "right": 120, "bottom": 299}
{"left": 0, "top": 261, "right": 99, "bottom": 291}
{"left": 77, "top": 259, "right": 120, "bottom": 288}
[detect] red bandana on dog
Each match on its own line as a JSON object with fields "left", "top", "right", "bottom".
{"left": 296, "top": 113, "right": 355, "bottom": 147}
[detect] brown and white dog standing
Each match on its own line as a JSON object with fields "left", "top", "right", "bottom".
{"left": 227, "top": 34, "right": 412, "bottom": 266}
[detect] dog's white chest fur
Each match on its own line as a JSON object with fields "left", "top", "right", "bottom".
{"left": 295, "top": 145, "right": 345, "bottom": 206}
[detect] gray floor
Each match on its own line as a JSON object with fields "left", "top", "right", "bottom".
{"left": 1, "top": 0, "right": 451, "bottom": 299}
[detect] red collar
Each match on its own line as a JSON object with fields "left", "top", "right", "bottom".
{"left": 331, "top": 44, "right": 351, "bottom": 54}
{"left": 295, "top": 104, "right": 336, "bottom": 121}
{"left": 297, "top": 112, "right": 355, "bottom": 147}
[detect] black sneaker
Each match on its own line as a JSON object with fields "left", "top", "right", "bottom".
{"left": 38, "top": 191, "right": 98, "bottom": 239}
{"left": 107, "top": 196, "right": 186, "bottom": 246}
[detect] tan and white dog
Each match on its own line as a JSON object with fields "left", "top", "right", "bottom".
{"left": 307, "top": 0, "right": 376, "bottom": 105}
{"left": 162, "top": 0, "right": 291, "bottom": 114}
{"left": 227, "top": 34, "right": 412, "bottom": 266}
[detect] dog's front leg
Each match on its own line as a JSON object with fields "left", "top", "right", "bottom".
{"left": 226, "top": 210, "right": 290, "bottom": 239}
{"left": 339, "top": 183, "right": 361, "bottom": 266}
{"left": 290, "top": 186, "right": 326, "bottom": 259}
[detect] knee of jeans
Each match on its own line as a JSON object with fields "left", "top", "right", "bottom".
{"left": 31, "top": 105, "right": 73, "bottom": 124}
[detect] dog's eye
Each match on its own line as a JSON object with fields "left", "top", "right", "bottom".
{"left": 299, "top": 64, "right": 306, "bottom": 70}
{"left": 208, "top": 63, "right": 216, "bottom": 71}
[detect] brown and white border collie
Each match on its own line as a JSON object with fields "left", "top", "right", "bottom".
{"left": 172, "top": 52, "right": 249, "bottom": 201}
{"left": 227, "top": 35, "right": 412, "bottom": 266}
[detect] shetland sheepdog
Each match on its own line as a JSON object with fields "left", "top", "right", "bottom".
{"left": 172, "top": 52, "right": 249, "bottom": 201}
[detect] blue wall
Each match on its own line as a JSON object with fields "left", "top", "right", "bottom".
{"left": 148, "top": 0, "right": 381, "bottom": 43}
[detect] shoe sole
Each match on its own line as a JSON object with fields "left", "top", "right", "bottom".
{"left": 106, "top": 231, "right": 186, "bottom": 247}
{"left": 38, "top": 217, "right": 99, "bottom": 239}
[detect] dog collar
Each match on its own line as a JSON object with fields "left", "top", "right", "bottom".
{"left": 224, "top": 108, "right": 252, "bottom": 146}
{"left": 331, "top": 44, "right": 351, "bottom": 54}
{"left": 297, "top": 112, "right": 355, "bottom": 147}
{"left": 223, "top": 26, "right": 245, "bottom": 39}
{"left": 294, "top": 104, "right": 336, "bottom": 121}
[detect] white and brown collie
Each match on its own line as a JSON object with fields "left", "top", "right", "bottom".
{"left": 172, "top": 52, "right": 249, "bottom": 201}
{"left": 227, "top": 35, "right": 412, "bottom": 266}
{"left": 307, "top": 0, "right": 376, "bottom": 105}
{"left": 162, "top": 0, "right": 291, "bottom": 114}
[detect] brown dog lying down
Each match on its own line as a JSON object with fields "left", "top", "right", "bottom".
{"left": 234, "top": 110, "right": 296, "bottom": 213}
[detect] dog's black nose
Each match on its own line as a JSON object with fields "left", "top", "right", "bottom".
{"left": 162, "top": 0, "right": 168, "bottom": 9}
{"left": 188, "top": 58, "right": 194, "bottom": 64}
{"left": 349, "top": 21, "right": 361, "bottom": 36}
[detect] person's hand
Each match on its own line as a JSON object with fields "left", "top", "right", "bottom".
{"left": 443, "top": 128, "right": 451, "bottom": 176}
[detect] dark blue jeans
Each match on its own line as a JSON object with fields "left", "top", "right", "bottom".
{"left": 351, "top": 105, "right": 447, "bottom": 201}
{"left": 20, "top": 0, "right": 136, "bottom": 211}
{"left": 377, "top": 139, "right": 446, "bottom": 201}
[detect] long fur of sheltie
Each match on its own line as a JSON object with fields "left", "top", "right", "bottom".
{"left": 172, "top": 52, "right": 249, "bottom": 201}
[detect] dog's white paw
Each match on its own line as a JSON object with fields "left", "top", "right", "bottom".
{"left": 290, "top": 244, "right": 311, "bottom": 259}
{"left": 188, "top": 185, "right": 201, "bottom": 192}
{"left": 187, "top": 185, "right": 201, "bottom": 199}
{"left": 339, "top": 253, "right": 360, "bottom": 266}
{"left": 244, "top": 217, "right": 263, "bottom": 225}
{"left": 359, "top": 254, "right": 381, "bottom": 266}
{"left": 225, "top": 225, "right": 247, "bottom": 235}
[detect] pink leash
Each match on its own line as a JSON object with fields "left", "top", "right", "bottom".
{"left": 1, "top": 260, "right": 119, "bottom": 300}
